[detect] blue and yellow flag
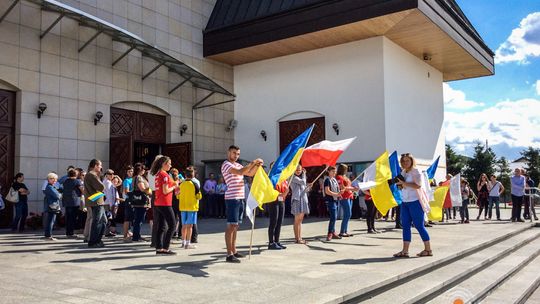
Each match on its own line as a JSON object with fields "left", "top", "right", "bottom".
{"left": 388, "top": 151, "right": 402, "bottom": 205}
{"left": 371, "top": 151, "right": 398, "bottom": 216}
{"left": 268, "top": 125, "right": 314, "bottom": 187}
{"left": 246, "top": 167, "right": 280, "bottom": 224}
{"left": 426, "top": 156, "right": 440, "bottom": 180}
{"left": 427, "top": 186, "right": 449, "bottom": 221}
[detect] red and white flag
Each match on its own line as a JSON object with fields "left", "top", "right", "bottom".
{"left": 301, "top": 137, "right": 356, "bottom": 167}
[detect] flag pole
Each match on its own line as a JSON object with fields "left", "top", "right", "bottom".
{"left": 309, "top": 164, "right": 329, "bottom": 185}
{"left": 249, "top": 208, "right": 256, "bottom": 260}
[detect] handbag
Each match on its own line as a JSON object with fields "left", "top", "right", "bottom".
{"left": 48, "top": 201, "right": 62, "bottom": 214}
{"left": 127, "top": 190, "right": 149, "bottom": 207}
{"left": 5, "top": 187, "right": 19, "bottom": 203}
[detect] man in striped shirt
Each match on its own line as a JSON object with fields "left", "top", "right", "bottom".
{"left": 221, "top": 145, "right": 262, "bottom": 263}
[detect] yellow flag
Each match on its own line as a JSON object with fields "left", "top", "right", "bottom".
{"left": 371, "top": 151, "right": 398, "bottom": 216}
{"left": 246, "top": 167, "right": 279, "bottom": 224}
{"left": 428, "top": 186, "right": 449, "bottom": 221}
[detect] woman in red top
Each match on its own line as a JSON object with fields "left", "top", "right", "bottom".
{"left": 149, "top": 156, "right": 179, "bottom": 255}
{"left": 336, "top": 164, "right": 356, "bottom": 237}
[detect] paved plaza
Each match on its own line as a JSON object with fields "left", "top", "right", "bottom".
{"left": 1, "top": 208, "right": 539, "bottom": 304}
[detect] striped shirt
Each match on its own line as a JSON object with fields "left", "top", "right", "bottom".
{"left": 221, "top": 160, "right": 245, "bottom": 200}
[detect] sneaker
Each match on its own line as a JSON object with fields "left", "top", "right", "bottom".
{"left": 226, "top": 255, "right": 241, "bottom": 263}
{"left": 184, "top": 244, "right": 197, "bottom": 249}
{"left": 276, "top": 243, "right": 287, "bottom": 249}
{"left": 268, "top": 243, "right": 282, "bottom": 250}
{"left": 233, "top": 252, "right": 245, "bottom": 258}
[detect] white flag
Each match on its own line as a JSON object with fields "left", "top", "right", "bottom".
{"left": 449, "top": 174, "right": 462, "bottom": 207}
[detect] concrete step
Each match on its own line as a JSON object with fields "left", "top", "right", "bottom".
{"left": 526, "top": 284, "right": 540, "bottom": 304}
{"left": 479, "top": 253, "right": 540, "bottom": 304}
{"left": 344, "top": 224, "right": 535, "bottom": 303}
{"left": 360, "top": 228, "right": 540, "bottom": 304}
{"left": 428, "top": 231, "right": 540, "bottom": 304}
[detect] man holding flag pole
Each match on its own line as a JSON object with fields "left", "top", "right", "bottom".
{"left": 221, "top": 145, "right": 263, "bottom": 263}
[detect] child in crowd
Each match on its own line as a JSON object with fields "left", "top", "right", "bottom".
{"left": 178, "top": 168, "right": 202, "bottom": 249}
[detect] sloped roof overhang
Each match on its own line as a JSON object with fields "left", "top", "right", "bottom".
{"left": 1, "top": 0, "right": 235, "bottom": 100}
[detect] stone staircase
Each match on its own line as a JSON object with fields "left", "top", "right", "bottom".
{"left": 342, "top": 223, "right": 540, "bottom": 304}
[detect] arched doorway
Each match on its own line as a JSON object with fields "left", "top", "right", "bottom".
{"left": 109, "top": 107, "right": 192, "bottom": 175}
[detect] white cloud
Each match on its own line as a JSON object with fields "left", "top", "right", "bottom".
{"left": 495, "top": 12, "right": 540, "bottom": 64}
{"left": 443, "top": 83, "right": 484, "bottom": 109}
{"left": 445, "top": 98, "right": 540, "bottom": 155}
{"left": 536, "top": 80, "right": 540, "bottom": 95}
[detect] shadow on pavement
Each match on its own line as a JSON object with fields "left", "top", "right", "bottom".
{"left": 321, "top": 256, "right": 396, "bottom": 265}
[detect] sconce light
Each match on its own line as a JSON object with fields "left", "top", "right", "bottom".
{"left": 94, "top": 111, "right": 103, "bottom": 125}
{"left": 37, "top": 103, "right": 47, "bottom": 119}
{"left": 226, "top": 119, "right": 238, "bottom": 132}
{"left": 260, "top": 130, "right": 267, "bottom": 141}
{"left": 180, "top": 124, "right": 188, "bottom": 136}
{"left": 332, "top": 123, "right": 340, "bottom": 135}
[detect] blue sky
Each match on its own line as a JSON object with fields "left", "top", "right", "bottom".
{"left": 444, "top": 0, "right": 540, "bottom": 160}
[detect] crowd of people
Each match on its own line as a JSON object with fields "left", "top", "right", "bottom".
{"left": 4, "top": 146, "right": 539, "bottom": 263}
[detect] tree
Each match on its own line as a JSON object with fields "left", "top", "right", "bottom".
{"left": 521, "top": 147, "right": 540, "bottom": 183}
{"left": 445, "top": 144, "right": 466, "bottom": 175}
{"left": 496, "top": 156, "right": 511, "bottom": 196}
{"left": 464, "top": 142, "right": 497, "bottom": 188}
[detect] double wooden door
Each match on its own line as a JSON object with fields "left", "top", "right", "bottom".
{"left": 109, "top": 107, "right": 192, "bottom": 175}
{"left": 0, "top": 90, "right": 15, "bottom": 228}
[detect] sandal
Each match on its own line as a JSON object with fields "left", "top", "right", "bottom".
{"left": 393, "top": 251, "right": 409, "bottom": 258}
{"left": 295, "top": 239, "right": 308, "bottom": 244}
{"left": 416, "top": 250, "right": 433, "bottom": 257}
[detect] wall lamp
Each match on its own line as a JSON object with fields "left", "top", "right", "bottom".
{"left": 260, "top": 130, "right": 267, "bottom": 141}
{"left": 37, "top": 103, "right": 47, "bottom": 119}
{"left": 332, "top": 123, "right": 340, "bottom": 135}
{"left": 180, "top": 124, "right": 188, "bottom": 136}
{"left": 94, "top": 111, "right": 103, "bottom": 125}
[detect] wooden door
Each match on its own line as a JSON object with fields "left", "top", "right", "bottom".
{"left": 109, "top": 136, "right": 133, "bottom": 176}
{"left": 279, "top": 116, "right": 326, "bottom": 182}
{"left": 0, "top": 90, "right": 15, "bottom": 227}
{"left": 163, "top": 142, "right": 192, "bottom": 172}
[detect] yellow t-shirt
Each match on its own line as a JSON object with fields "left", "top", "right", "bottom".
{"left": 178, "top": 180, "right": 202, "bottom": 211}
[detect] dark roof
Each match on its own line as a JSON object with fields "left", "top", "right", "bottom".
{"left": 206, "top": 0, "right": 328, "bottom": 31}
{"left": 204, "top": 0, "right": 493, "bottom": 57}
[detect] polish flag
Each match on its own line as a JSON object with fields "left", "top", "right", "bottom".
{"left": 301, "top": 137, "right": 356, "bottom": 167}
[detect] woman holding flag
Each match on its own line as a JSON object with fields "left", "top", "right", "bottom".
{"left": 393, "top": 153, "right": 432, "bottom": 258}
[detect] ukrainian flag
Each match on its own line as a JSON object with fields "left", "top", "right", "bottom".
{"left": 268, "top": 125, "right": 314, "bottom": 187}
{"left": 88, "top": 191, "right": 105, "bottom": 202}
{"left": 371, "top": 151, "right": 398, "bottom": 216}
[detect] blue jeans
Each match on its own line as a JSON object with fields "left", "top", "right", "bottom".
{"left": 326, "top": 201, "right": 337, "bottom": 234}
{"left": 132, "top": 207, "right": 147, "bottom": 241}
{"left": 339, "top": 199, "right": 352, "bottom": 234}
{"left": 401, "top": 200, "right": 430, "bottom": 242}
{"left": 488, "top": 196, "right": 500, "bottom": 219}
{"left": 89, "top": 205, "right": 107, "bottom": 245}
{"left": 65, "top": 206, "right": 78, "bottom": 236}
{"left": 44, "top": 211, "right": 56, "bottom": 237}
{"left": 460, "top": 199, "right": 470, "bottom": 221}
{"left": 11, "top": 201, "right": 28, "bottom": 231}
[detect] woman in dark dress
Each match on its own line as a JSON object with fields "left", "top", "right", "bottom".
{"left": 476, "top": 173, "right": 489, "bottom": 220}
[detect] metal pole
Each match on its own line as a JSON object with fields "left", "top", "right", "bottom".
{"left": 0, "top": 0, "right": 20, "bottom": 24}
{"left": 40, "top": 13, "right": 65, "bottom": 39}
{"left": 78, "top": 29, "right": 103, "bottom": 52}
{"left": 192, "top": 92, "right": 215, "bottom": 109}
{"left": 168, "top": 76, "right": 192, "bottom": 95}
{"left": 112, "top": 45, "right": 135, "bottom": 66}
{"left": 142, "top": 62, "right": 164, "bottom": 80}
{"left": 193, "top": 99, "right": 235, "bottom": 110}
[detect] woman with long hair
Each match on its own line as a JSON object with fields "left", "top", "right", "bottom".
{"left": 131, "top": 163, "right": 151, "bottom": 242}
{"left": 393, "top": 153, "right": 432, "bottom": 258}
{"left": 476, "top": 173, "right": 489, "bottom": 220}
{"left": 290, "top": 164, "right": 310, "bottom": 244}
{"left": 336, "top": 164, "right": 355, "bottom": 237}
{"left": 150, "top": 156, "right": 179, "bottom": 254}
